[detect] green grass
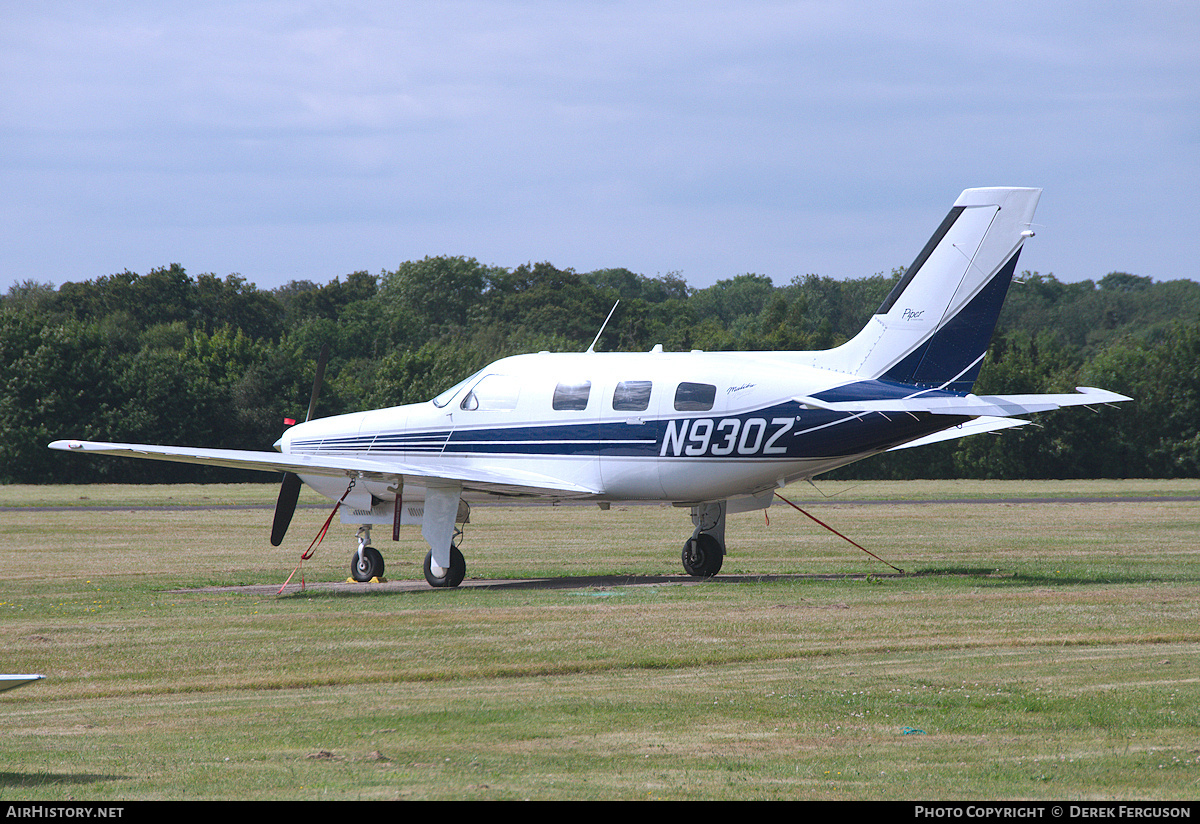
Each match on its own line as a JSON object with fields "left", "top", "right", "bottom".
{"left": 4, "top": 477, "right": 1199, "bottom": 508}
{"left": 2, "top": 481, "right": 1199, "bottom": 800}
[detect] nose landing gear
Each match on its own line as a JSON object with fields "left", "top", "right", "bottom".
{"left": 350, "top": 525, "right": 385, "bottom": 582}
{"left": 682, "top": 501, "right": 726, "bottom": 577}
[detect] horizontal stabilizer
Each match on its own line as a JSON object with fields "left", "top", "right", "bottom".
{"left": 888, "top": 416, "right": 1030, "bottom": 451}
{"left": 797, "top": 386, "right": 1131, "bottom": 418}
{"left": 47, "top": 440, "right": 600, "bottom": 497}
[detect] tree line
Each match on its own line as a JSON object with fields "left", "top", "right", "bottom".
{"left": 3, "top": 259, "right": 1198, "bottom": 484}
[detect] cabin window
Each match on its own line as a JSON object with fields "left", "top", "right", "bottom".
{"left": 460, "top": 374, "right": 520, "bottom": 411}
{"left": 552, "top": 381, "right": 591, "bottom": 411}
{"left": 674, "top": 382, "right": 716, "bottom": 412}
{"left": 612, "top": 380, "right": 652, "bottom": 412}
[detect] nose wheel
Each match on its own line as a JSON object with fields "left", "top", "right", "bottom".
{"left": 350, "top": 525, "right": 385, "bottom": 582}
{"left": 351, "top": 545, "right": 385, "bottom": 582}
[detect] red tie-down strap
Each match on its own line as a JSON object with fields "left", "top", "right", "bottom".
{"left": 277, "top": 477, "right": 358, "bottom": 594}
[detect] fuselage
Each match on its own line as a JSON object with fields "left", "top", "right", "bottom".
{"left": 279, "top": 350, "right": 963, "bottom": 508}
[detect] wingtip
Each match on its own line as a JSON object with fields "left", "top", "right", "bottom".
{"left": 1075, "top": 386, "right": 1133, "bottom": 403}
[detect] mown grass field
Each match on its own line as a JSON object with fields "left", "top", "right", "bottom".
{"left": 2, "top": 480, "right": 1199, "bottom": 800}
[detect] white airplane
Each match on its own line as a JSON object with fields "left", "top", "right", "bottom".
{"left": 50, "top": 188, "right": 1129, "bottom": 587}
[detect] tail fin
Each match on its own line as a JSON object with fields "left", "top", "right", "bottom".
{"left": 818, "top": 187, "right": 1040, "bottom": 393}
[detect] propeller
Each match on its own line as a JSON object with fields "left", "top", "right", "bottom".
{"left": 270, "top": 344, "right": 329, "bottom": 546}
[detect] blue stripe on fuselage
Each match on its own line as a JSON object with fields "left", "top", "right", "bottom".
{"left": 290, "top": 401, "right": 968, "bottom": 462}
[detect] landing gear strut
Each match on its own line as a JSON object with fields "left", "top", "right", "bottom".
{"left": 682, "top": 501, "right": 725, "bottom": 577}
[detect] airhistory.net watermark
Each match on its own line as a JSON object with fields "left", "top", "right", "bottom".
{"left": 5, "top": 808, "right": 124, "bottom": 819}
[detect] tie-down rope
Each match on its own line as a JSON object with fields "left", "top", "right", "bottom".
{"left": 277, "top": 477, "right": 358, "bottom": 594}
{"left": 773, "top": 491, "right": 905, "bottom": 574}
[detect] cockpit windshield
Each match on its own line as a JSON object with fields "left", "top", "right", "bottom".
{"left": 430, "top": 369, "right": 484, "bottom": 408}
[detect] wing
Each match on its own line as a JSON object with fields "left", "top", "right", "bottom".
{"left": 1, "top": 674, "right": 45, "bottom": 693}
{"left": 48, "top": 440, "right": 600, "bottom": 498}
{"left": 797, "top": 386, "right": 1131, "bottom": 418}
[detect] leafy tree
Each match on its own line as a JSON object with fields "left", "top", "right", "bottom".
{"left": 5, "top": 256, "right": 1200, "bottom": 484}
{"left": 1099, "top": 271, "right": 1153, "bottom": 293}
{"left": 1080, "top": 318, "right": 1200, "bottom": 477}
{"left": 482, "top": 262, "right": 614, "bottom": 346}
{"left": 690, "top": 273, "right": 776, "bottom": 326}
{"left": 582, "top": 268, "right": 692, "bottom": 304}
{"left": 1, "top": 317, "right": 116, "bottom": 482}
{"left": 194, "top": 273, "right": 283, "bottom": 341}
{"left": 379, "top": 257, "right": 491, "bottom": 335}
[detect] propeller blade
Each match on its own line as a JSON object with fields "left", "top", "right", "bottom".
{"left": 271, "top": 471, "right": 302, "bottom": 546}
{"left": 305, "top": 343, "right": 330, "bottom": 423}
{"left": 272, "top": 345, "right": 328, "bottom": 545}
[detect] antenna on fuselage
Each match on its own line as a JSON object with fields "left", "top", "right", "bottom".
{"left": 586, "top": 301, "right": 620, "bottom": 353}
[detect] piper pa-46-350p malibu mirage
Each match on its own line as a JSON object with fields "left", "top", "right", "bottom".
{"left": 51, "top": 188, "right": 1130, "bottom": 588}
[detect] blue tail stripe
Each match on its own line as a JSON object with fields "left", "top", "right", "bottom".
{"left": 881, "top": 249, "right": 1021, "bottom": 391}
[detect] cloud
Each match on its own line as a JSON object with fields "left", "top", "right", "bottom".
{"left": 3, "top": 2, "right": 1198, "bottom": 290}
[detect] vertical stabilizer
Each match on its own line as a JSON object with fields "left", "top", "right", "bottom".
{"left": 818, "top": 187, "right": 1040, "bottom": 392}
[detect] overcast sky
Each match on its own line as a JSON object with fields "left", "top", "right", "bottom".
{"left": 4, "top": 2, "right": 1198, "bottom": 295}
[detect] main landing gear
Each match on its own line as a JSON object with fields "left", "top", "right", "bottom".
{"left": 681, "top": 501, "right": 726, "bottom": 577}
{"left": 424, "top": 545, "right": 466, "bottom": 588}
{"left": 348, "top": 525, "right": 468, "bottom": 587}
{"left": 349, "top": 498, "right": 728, "bottom": 585}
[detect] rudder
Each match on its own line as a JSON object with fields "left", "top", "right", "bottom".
{"left": 818, "top": 187, "right": 1041, "bottom": 392}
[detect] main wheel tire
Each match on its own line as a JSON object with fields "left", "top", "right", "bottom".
{"left": 351, "top": 546, "right": 385, "bottom": 582}
{"left": 424, "top": 545, "right": 466, "bottom": 588}
{"left": 681, "top": 533, "right": 723, "bottom": 577}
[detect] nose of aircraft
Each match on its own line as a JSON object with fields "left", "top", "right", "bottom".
{"left": 273, "top": 420, "right": 303, "bottom": 453}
